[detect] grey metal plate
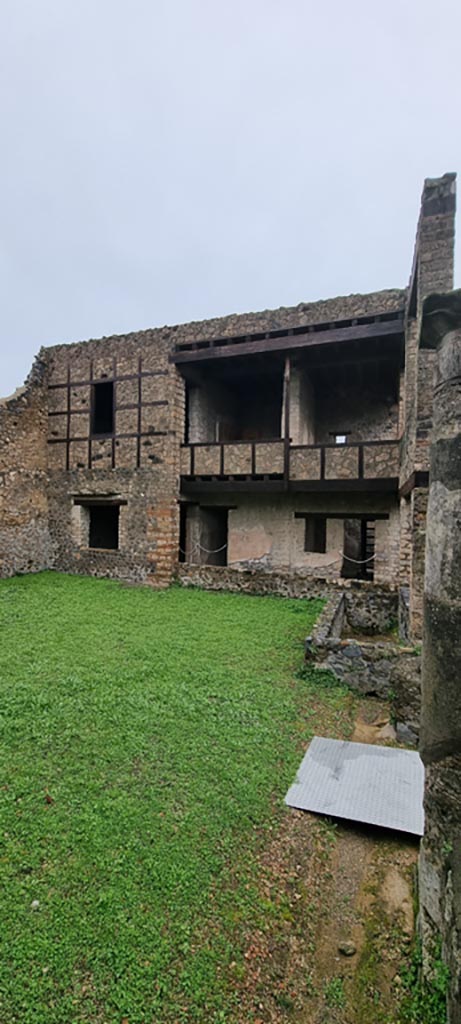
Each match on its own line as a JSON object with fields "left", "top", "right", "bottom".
{"left": 285, "top": 736, "right": 424, "bottom": 836}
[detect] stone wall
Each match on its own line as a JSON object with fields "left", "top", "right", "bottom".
{"left": 314, "top": 380, "right": 399, "bottom": 444}
{"left": 419, "top": 294, "right": 461, "bottom": 1024}
{"left": 45, "top": 330, "right": 183, "bottom": 586}
{"left": 306, "top": 590, "right": 420, "bottom": 742}
{"left": 177, "top": 561, "right": 332, "bottom": 598}
{"left": 172, "top": 288, "right": 405, "bottom": 350}
{"left": 177, "top": 559, "right": 398, "bottom": 609}
{"left": 0, "top": 358, "right": 52, "bottom": 576}
{"left": 400, "top": 173, "right": 456, "bottom": 639}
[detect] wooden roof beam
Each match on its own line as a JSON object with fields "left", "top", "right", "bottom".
{"left": 171, "top": 318, "right": 404, "bottom": 365}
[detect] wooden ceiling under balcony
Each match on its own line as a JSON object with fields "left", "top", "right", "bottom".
{"left": 170, "top": 311, "right": 405, "bottom": 366}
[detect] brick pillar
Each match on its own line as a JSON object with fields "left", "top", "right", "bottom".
{"left": 419, "top": 292, "right": 461, "bottom": 1024}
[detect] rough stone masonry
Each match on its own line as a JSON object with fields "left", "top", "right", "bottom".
{"left": 0, "top": 172, "right": 456, "bottom": 649}
{"left": 419, "top": 290, "right": 461, "bottom": 1024}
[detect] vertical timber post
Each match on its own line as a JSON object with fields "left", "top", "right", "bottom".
{"left": 283, "top": 355, "right": 291, "bottom": 488}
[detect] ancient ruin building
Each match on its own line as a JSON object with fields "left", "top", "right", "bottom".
{"left": 0, "top": 172, "right": 456, "bottom": 641}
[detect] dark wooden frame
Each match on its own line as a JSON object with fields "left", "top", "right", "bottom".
{"left": 181, "top": 437, "right": 399, "bottom": 490}
{"left": 48, "top": 360, "right": 169, "bottom": 471}
{"left": 171, "top": 314, "right": 404, "bottom": 364}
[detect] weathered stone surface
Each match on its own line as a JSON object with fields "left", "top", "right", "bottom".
{"left": 0, "top": 356, "right": 52, "bottom": 577}
{"left": 419, "top": 292, "right": 461, "bottom": 1024}
{"left": 289, "top": 447, "right": 321, "bottom": 480}
{"left": 254, "top": 441, "right": 284, "bottom": 475}
{"left": 324, "top": 445, "right": 359, "bottom": 480}
{"left": 363, "top": 443, "right": 399, "bottom": 478}
{"left": 305, "top": 589, "right": 420, "bottom": 736}
{"left": 223, "top": 444, "right": 252, "bottom": 475}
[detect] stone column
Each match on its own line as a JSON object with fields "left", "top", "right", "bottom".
{"left": 419, "top": 291, "right": 461, "bottom": 1024}
{"left": 400, "top": 173, "right": 456, "bottom": 640}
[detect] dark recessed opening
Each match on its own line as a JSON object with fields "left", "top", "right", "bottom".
{"left": 408, "top": 259, "right": 418, "bottom": 320}
{"left": 341, "top": 518, "right": 374, "bottom": 581}
{"left": 200, "top": 507, "right": 228, "bottom": 565}
{"left": 89, "top": 504, "right": 119, "bottom": 549}
{"left": 91, "top": 381, "right": 114, "bottom": 435}
{"left": 179, "top": 503, "right": 187, "bottom": 562}
{"left": 304, "top": 516, "right": 327, "bottom": 553}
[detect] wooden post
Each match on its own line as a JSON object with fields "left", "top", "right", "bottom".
{"left": 283, "top": 356, "right": 291, "bottom": 486}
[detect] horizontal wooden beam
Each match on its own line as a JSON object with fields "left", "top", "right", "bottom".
{"left": 181, "top": 477, "right": 399, "bottom": 495}
{"left": 399, "top": 470, "right": 430, "bottom": 498}
{"left": 73, "top": 497, "right": 128, "bottom": 506}
{"left": 171, "top": 319, "right": 404, "bottom": 364}
{"left": 294, "top": 511, "right": 390, "bottom": 521}
{"left": 48, "top": 370, "right": 168, "bottom": 390}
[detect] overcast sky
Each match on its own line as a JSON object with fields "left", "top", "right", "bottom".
{"left": 1, "top": 0, "right": 460, "bottom": 397}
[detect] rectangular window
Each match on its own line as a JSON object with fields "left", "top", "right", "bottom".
{"left": 305, "top": 516, "right": 327, "bottom": 553}
{"left": 91, "top": 381, "right": 114, "bottom": 435}
{"left": 334, "top": 434, "right": 347, "bottom": 445}
{"left": 89, "top": 504, "right": 120, "bottom": 549}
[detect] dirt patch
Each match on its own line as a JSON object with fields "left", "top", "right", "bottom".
{"left": 233, "top": 698, "right": 419, "bottom": 1023}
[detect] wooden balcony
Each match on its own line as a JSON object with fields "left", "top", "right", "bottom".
{"left": 180, "top": 439, "right": 400, "bottom": 493}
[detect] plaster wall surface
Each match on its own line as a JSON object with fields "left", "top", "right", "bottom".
{"left": 185, "top": 493, "right": 400, "bottom": 583}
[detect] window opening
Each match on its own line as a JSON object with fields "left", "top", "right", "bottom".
{"left": 334, "top": 434, "right": 347, "bottom": 445}
{"left": 304, "top": 516, "right": 327, "bottom": 553}
{"left": 91, "top": 381, "right": 114, "bottom": 435}
{"left": 89, "top": 504, "right": 119, "bottom": 549}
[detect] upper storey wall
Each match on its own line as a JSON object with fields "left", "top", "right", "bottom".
{"left": 45, "top": 331, "right": 185, "bottom": 585}
{"left": 46, "top": 330, "right": 184, "bottom": 475}
{"left": 45, "top": 288, "right": 406, "bottom": 473}
{"left": 170, "top": 288, "right": 406, "bottom": 348}
{"left": 0, "top": 358, "right": 52, "bottom": 577}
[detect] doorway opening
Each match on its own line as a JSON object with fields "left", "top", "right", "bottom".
{"left": 341, "top": 518, "right": 375, "bottom": 580}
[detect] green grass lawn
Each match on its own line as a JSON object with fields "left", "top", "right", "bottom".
{"left": 0, "top": 573, "right": 350, "bottom": 1024}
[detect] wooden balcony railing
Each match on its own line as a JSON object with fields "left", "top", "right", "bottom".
{"left": 180, "top": 438, "right": 400, "bottom": 486}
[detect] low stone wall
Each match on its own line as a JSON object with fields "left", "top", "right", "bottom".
{"left": 305, "top": 591, "right": 421, "bottom": 743}
{"left": 177, "top": 562, "right": 333, "bottom": 599}
{"left": 343, "top": 586, "right": 398, "bottom": 635}
{"left": 307, "top": 592, "right": 345, "bottom": 644}
{"left": 176, "top": 562, "right": 399, "bottom": 613}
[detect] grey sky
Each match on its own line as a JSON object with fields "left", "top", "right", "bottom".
{"left": 1, "top": 0, "right": 460, "bottom": 397}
